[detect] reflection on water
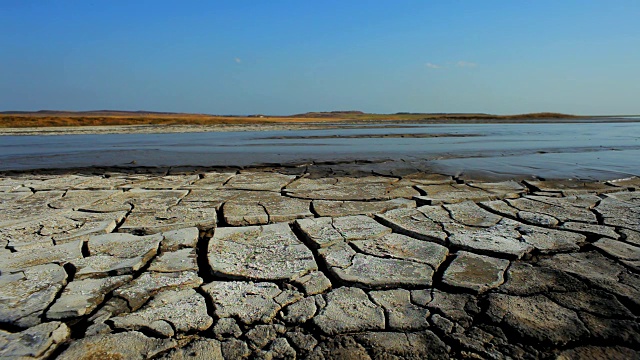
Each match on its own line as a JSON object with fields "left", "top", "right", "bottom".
{"left": 1, "top": 122, "right": 639, "bottom": 180}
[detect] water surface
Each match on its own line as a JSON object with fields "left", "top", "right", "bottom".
{"left": 1, "top": 122, "right": 638, "bottom": 180}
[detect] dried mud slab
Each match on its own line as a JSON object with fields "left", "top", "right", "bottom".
{"left": 296, "top": 216, "right": 447, "bottom": 288}
{"left": 442, "top": 251, "right": 509, "bottom": 293}
{"left": 284, "top": 176, "right": 419, "bottom": 201}
{"left": 0, "top": 264, "right": 68, "bottom": 328}
{"left": 1, "top": 169, "right": 639, "bottom": 359}
{"left": 0, "top": 321, "right": 70, "bottom": 359}
{"left": 208, "top": 223, "right": 317, "bottom": 281}
{"left": 312, "top": 198, "right": 415, "bottom": 217}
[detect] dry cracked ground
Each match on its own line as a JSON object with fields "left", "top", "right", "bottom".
{"left": 1, "top": 167, "right": 639, "bottom": 359}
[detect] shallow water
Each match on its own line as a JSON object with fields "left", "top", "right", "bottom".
{"left": 1, "top": 122, "right": 639, "bottom": 179}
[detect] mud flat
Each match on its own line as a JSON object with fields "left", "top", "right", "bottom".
{"left": 0, "top": 123, "right": 335, "bottom": 136}
{"left": 1, "top": 168, "right": 639, "bottom": 359}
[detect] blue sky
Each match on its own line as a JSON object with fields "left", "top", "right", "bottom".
{"left": 1, "top": 1, "right": 639, "bottom": 115}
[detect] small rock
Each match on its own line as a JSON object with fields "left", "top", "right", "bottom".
{"left": 84, "top": 322, "right": 112, "bottom": 337}
{"left": 87, "top": 297, "right": 130, "bottom": 324}
{"left": 314, "top": 294, "right": 327, "bottom": 309}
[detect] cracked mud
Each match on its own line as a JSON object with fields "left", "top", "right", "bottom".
{"left": 1, "top": 168, "right": 639, "bottom": 359}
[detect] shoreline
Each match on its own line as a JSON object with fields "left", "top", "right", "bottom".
{"left": 1, "top": 160, "right": 637, "bottom": 183}
{"left": 2, "top": 116, "right": 639, "bottom": 136}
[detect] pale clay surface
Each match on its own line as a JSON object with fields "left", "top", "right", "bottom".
{"left": 0, "top": 170, "right": 638, "bottom": 359}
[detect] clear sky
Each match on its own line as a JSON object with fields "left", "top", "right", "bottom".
{"left": 1, "top": 1, "right": 639, "bottom": 115}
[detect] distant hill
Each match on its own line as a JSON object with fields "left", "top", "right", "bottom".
{"left": 0, "top": 109, "right": 577, "bottom": 119}
{"left": 0, "top": 109, "right": 588, "bottom": 128}
{"left": 289, "top": 111, "right": 366, "bottom": 118}
{"left": 0, "top": 110, "right": 190, "bottom": 116}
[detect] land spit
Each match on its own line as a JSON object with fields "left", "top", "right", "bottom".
{"left": 0, "top": 166, "right": 639, "bottom": 359}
